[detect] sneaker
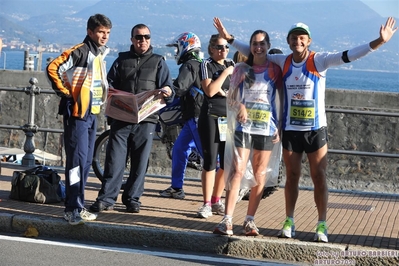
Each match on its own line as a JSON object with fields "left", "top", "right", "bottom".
{"left": 64, "top": 210, "right": 84, "bottom": 226}
{"left": 278, "top": 217, "right": 295, "bottom": 238}
{"left": 314, "top": 221, "right": 328, "bottom": 243}
{"left": 243, "top": 219, "right": 259, "bottom": 236}
{"left": 159, "top": 186, "right": 185, "bottom": 199}
{"left": 211, "top": 201, "right": 225, "bottom": 215}
{"left": 80, "top": 208, "right": 97, "bottom": 221}
{"left": 237, "top": 188, "right": 250, "bottom": 203}
{"left": 196, "top": 204, "right": 212, "bottom": 218}
{"left": 213, "top": 217, "right": 233, "bottom": 235}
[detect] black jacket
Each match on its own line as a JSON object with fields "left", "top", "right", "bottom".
{"left": 173, "top": 53, "right": 203, "bottom": 120}
{"left": 107, "top": 45, "right": 174, "bottom": 123}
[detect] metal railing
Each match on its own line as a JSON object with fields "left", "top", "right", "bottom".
{"left": 1, "top": 77, "right": 399, "bottom": 167}
{"left": 1, "top": 51, "right": 6, "bottom": 70}
{"left": 0, "top": 78, "right": 59, "bottom": 166}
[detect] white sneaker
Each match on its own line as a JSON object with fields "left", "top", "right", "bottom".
{"left": 80, "top": 208, "right": 97, "bottom": 221}
{"left": 196, "top": 204, "right": 212, "bottom": 218}
{"left": 278, "top": 217, "right": 295, "bottom": 238}
{"left": 211, "top": 201, "right": 225, "bottom": 215}
{"left": 213, "top": 217, "right": 233, "bottom": 235}
{"left": 64, "top": 211, "right": 84, "bottom": 226}
{"left": 314, "top": 221, "right": 329, "bottom": 243}
{"left": 243, "top": 219, "right": 259, "bottom": 236}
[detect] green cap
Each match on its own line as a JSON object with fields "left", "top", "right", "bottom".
{"left": 288, "top": 22, "right": 311, "bottom": 38}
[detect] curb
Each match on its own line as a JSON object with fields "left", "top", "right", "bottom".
{"left": 1, "top": 213, "right": 398, "bottom": 265}
{"left": 5, "top": 213, "right": 228, "bottom": 254}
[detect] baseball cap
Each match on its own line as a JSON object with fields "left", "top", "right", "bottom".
{"left": 288, "top": 22, "right": 311, "bottom": 38}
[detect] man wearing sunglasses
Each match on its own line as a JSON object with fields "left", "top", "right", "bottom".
{"left": 90, "top": 23, "right": 174, "bottom": 214}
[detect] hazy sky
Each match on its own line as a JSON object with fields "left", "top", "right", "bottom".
{"left": 360, "top": 0, "right": 399, "bottom": 18}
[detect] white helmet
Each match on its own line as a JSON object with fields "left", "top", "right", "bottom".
{"left": 166, "top": 32, "right": 201, "bottom": 64}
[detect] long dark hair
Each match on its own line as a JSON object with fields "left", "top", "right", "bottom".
{"left": 246, "top": 30, "right": 270, "bottom": 66}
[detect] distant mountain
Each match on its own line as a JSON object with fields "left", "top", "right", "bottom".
{"left": 0, "top": 16, "right": 38, "bottom": 44}
{"left": 1, "top": 0, "right": 398, "bottom": 72}
{"left": 1, "top": 0, "right": 99, "bottom": 18}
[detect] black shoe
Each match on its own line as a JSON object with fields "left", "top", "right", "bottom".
{"left": 89, "top": 201, "right": 114, "bottom": 212}
{"left": 126, "top": 204, "right": 140, "bottom": 213}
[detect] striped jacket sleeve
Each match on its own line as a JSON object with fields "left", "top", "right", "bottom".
{"left": 46, "top": 43, "right": 85, "bottom": 97}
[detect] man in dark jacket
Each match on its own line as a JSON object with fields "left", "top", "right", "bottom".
{"left": 90, "top": 23, "right": 174, "bottom": 213}
{"left": 159, "top": 32, "right": 204, "bottom": 199}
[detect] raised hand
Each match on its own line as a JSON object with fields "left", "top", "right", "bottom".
{"left": 380, "top": 17, "right": 398, "bottom": 43}
{"left": 213, "top": 17, "right": 232, "bottom": 40}
{"left": 370, "top": 17, "right": 397, "bottom": 50}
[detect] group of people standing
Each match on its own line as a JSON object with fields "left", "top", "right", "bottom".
{"left": 46, "top": 13, "right": 397, "bottom": 244}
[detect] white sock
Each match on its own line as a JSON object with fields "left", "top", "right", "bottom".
{"left": 224, "top": 215, "right": 232, "bottom": 222}
{"left": 245, "top": 215, "right": 254, "bottom": 221}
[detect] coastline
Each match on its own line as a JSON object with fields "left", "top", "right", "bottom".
{"left": 329, "top": 67, "right": 399, "bottom": 74}
{"left": 2, "top": 50, "right": 398, "bottom": 73}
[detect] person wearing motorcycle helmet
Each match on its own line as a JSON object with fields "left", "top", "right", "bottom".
{"left": 159, "top": 32, "right": 205, "bottom": 200}
{"left": 167, "top": 32, "right": 202, "bottom": 65}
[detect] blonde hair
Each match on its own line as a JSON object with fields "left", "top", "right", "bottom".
{"left": 233, "top": 51, "right": 248, "bottom": 63}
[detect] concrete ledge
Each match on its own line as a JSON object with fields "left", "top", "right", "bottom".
{"left": 227, "top": 236, "right": 345, "bottom": 261}
{"left": 10, "top": 214, "right": 228, "bottom": 254}
{"left": 326, "top": 89, "right": 399, "bottom": 110}
{"left": 1, "top": 213, "right": 396, "bottom": 264}
{"left": 0, "top": 213, "right": 13, "bottom": 232}
{"left": 0, "top": 70, "right": 51, "bottom": 88}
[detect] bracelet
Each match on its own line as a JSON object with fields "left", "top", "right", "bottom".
{"left": 227, "top": 34, "right": 235, "bottom": 44}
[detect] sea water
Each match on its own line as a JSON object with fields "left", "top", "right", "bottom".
{"left": 1, "top": 50, "right": 398, "bottom": 93}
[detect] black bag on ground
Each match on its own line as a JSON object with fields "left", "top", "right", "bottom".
{"left": 9, "top": 166, "right": 62, "bottom": 204}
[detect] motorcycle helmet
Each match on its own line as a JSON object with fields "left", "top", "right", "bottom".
{"left": 166, "top": 32, "right": 201, "bottom": 65}
{"left": 268, "top": 48, "right": 283, "bottom": 55}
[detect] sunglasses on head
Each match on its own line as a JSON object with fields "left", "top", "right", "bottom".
{"left": 214, "top": 44, "right": 229, "bottom": 50}
{"left": 134, "top": 34, "right": 151, "bottom": 40}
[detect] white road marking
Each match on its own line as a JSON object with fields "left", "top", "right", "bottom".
{"left": 0, "top": 235, "right": 296, "bottom": 265}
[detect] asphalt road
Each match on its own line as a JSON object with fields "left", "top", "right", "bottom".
{"left": 0, "top": 234, "right": 305, "bottom": 266}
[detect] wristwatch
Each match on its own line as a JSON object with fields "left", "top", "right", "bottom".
{"left": 227, "top": 35, "right": 235, "bottom": 44}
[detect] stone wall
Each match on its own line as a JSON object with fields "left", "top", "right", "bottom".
{"left": 0, "top": 70, "right": 398, "bottom": 193}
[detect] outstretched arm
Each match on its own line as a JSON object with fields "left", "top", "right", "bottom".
{"left": 370, "top": 17, "right": 397, "bottom": 50}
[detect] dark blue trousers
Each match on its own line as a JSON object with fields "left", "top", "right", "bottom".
{"left": 97, "top": 120, "right": 155, "bottom": 207}
{"left": 63, "top": 114, "right": 97, "bottom": 212}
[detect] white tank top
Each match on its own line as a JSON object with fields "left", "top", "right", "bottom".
{"left": 282, "top": 52, "right": 327, "bottom": 131}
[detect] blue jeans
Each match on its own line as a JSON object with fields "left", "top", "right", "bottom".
{"left": 171, "top": 118, "right": 203, "bottom": 189}
{"left": 96, "top": 120, "right": 155, "bottom": 207}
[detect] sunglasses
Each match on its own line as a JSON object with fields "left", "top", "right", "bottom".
{"left": 213, "top": 44, "right": 229, "bottom": 50}
{"left": 133, "top": 34, "right": 151, "bottom": 40}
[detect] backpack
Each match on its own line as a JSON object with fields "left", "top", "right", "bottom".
{"left": 9, "top": 166, "right": 62, "bottom": 204}
{"left": 178, "top": 59, "right": 204, "bottom": 120}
